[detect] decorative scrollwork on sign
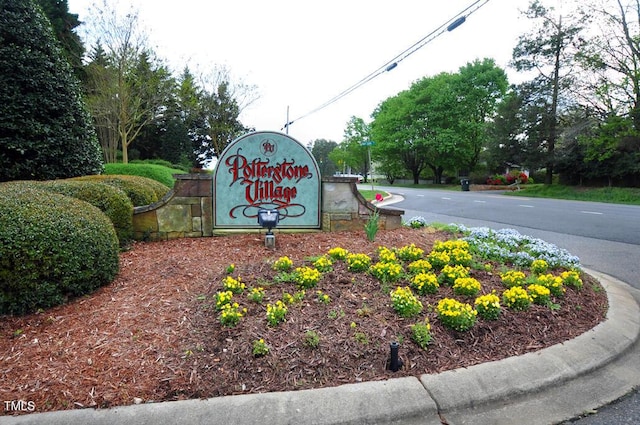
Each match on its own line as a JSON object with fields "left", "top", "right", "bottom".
{"left": 229, "top": 202, "right": 306, "bottom": 221}
{"left": 224, "top": 147, "right": 313, "bottom": 220}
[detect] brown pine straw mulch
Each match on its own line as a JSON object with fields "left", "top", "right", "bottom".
{"left": 0, "top": 227, "right": 608, "bottom": 416}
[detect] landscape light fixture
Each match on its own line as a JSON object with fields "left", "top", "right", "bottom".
{"left": 257, "top": 208, "right": 279, "bottom": 248}
{"left": 388, "top": 341, "right": 403, "bottom": 372}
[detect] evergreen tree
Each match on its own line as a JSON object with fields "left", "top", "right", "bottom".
{"left": 511, "top": 0, "right": 583, "bottom": 184}
{"left": 35, "top": 0, "right": 85, "bottom": 77}
{"left": 0, "top": 0, "right": 103, "bottom": 181}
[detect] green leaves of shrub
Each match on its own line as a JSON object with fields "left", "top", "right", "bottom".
{"left": 0, "top": 186, "right": 120, "bottom": 315}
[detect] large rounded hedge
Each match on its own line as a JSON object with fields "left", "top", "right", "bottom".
{"left": 0, "top": 185, "right": 120, "bottom": 315}
{"left": 39, "top": 180, "right": 134, "bottom": 246}
{"left": 127, "top": 174, "right": 172, "bottom": 200}
{"left": 73, "top": 174, "right": 170, "bottom": 207}
{"left": 2, "top": 179, "right": 134, "bottom": 247}
{"left": 72, "top": 175, "right": 170, "bottom": 206}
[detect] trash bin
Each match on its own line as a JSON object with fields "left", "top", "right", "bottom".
{"left": 460, "top": 178, "right": 470, "bottom": 191}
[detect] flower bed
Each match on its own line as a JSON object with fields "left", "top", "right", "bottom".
{"left": 0, "top": 227, "right": 607, "bottom": 414}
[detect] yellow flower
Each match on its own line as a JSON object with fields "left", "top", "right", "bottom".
{"left": 502, "top": 286, "right": 532, "bottom": 311}
{"left": 408, "top": 259, "right": 432, "bottom": 274}
{"left": 396, "top": 243, "right": 425, "bottom": 262}
{"left": 390, "top": 286, "right": 423, "bottom": 317}
{"left": 327, "top": 247, "right": 348, "bottom": 260}
{"left": 410, "top": 272, "right": 439, "bottom": 295}
{"left": 500, "top": 270, "right": 526, "bottom": 287}
{"left": 436, "top": 298, "right": 476, "bottom": 331}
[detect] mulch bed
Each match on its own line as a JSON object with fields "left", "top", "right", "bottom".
{"left": 0, "top": 228, "right": 608, "bottom": 415}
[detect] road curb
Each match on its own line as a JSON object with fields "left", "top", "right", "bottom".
{"left": 2, "top": 377, "right": 439, "bottom": 425}
{"left": 419, "top": 270, "right": 640, "bottom": 425}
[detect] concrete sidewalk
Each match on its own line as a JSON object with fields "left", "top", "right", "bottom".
{"left": 3, "top": 271, "right": 639, "bottom": 425}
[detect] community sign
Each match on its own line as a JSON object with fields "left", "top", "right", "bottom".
{"left": 213, "top": 131, "right": 321, "bottom": 229}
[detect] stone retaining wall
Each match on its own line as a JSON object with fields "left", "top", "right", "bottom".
{"left": 133, "top": 175, "right": 404, "bottom": 241}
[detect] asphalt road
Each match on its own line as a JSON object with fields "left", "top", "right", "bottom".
{"left": 368, "top": 184, "right": 640, "bottom": 424}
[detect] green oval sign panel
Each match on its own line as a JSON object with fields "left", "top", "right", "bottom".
{"left": 213, "top": 131, "right": 321, "bottom": 229}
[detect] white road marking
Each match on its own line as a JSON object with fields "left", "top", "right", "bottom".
{"left": 442, "top": 197, "right": 451, "bottom": 200}
{"left": 519, "top": 205, "right": 534, "bottom": 208}
{"left": 487, "top": 195, "right": 532, "bottom": 200}
{"left": 581, "top": 211, "right": 603, "bottom": 215}
{"left": 474, "top": 200, "right": 486, "bottom": 203}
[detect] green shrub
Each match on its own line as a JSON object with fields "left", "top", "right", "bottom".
{"left": 131, "top": 159, "right": 188, "bottom": 171}
{"left": 0, "top": 185, "right": 120, "bottom": 315}
{"left": 38, "top": 180, "right": 134, "bottom": 246}
{"left": 72, "top": 174, "right": 169, "bottom": 206}
{"left": 105, "top": 162, "right": 184, "bottom": 188}
{"left": 2, "top": 180, "right": 133, "bottom": 247}
{"left": 0, "top": 0, "right": 104, "bottom": 182}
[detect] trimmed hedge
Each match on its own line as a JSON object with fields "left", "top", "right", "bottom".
{"left": 127, "top": 175, "right": 172, "bottom": 200}
{"left": 39, "top": 180, "right": 134, "bottom": 246}
{"left": 0, "top": 185, "right": 120, "bottom": 315}
{"left": 72, "top": 175, "right": 170, "bottom": 207}
{"left": 105, "top": 162, "right": 183, "bottom": 188}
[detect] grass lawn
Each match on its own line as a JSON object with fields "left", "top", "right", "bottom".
{"left": 359, "top": 183, "right": 640, "bottom": 206}
{"left": 506, "top": 184, "right": 640, "bottom": 205}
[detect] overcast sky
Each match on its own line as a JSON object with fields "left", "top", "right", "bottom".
{"left": 67, "top": 0, "right": 535, "bottom": 145}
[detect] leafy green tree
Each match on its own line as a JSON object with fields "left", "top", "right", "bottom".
{"left": 132, "top": 66, "right": 207, "bottom": 168}
{"left": 571, "top": 0, "right": 640, "bottom": 186}
{"left": 511, "top": 81, "right": 557, "bottom": 172}
{"left": 193, "top": 65, "right": 258, "bottom": 165}
{"left": 341, "top": 116, "right": 371, "bottom": 180}
{"left": 371, "top": 90, "right": 429, "bottom": 184}
{"left": 456, "top": 58, "right": 509, "bottom": 171}
{"left": 327, "top": 144, "right": 352, "bottom": 174}
{"left": 176, "top": 68, "right": 207, "bottom": 159}
{"left": 373, "top": 155, "right": 405, "bottom": 184}
{"left": 309, "top": 139, "right": 338, "bottom": 177}
{"left": 485, "top": 89, "right": 525, "bottom": 174}
{"left": 0, "top": 0, "right": 103, "bottom": 181}
{"left": 576, "top": 0, "right": 640, "bottom": 130}
{"left": 126, "top": 50, "right": 175, "bottom": 161}
{"left": 554, "top": 108, "right": 595, "bottom": 185}
{"left": 372, "top": 71, "right": 478, "bottom": 184}
{"left": 580, "top": 114, "right": 640, "bottom": 186}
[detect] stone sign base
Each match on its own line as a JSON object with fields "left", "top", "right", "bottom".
{"left": 321, "top": 177, "right": 403, "bottom": 232}
{"left": 133, "top": 175, "right": 404, "bottom": 241}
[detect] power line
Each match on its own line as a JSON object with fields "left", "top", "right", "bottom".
{"left": 281, "top": 0, "right": 492, "bottom": 132}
